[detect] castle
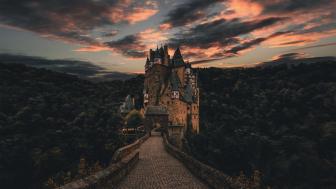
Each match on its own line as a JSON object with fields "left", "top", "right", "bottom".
{"left": 143, "top": 45, "right": 199, "bottom": 138}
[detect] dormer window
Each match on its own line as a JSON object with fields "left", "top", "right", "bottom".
{"left": 171, "top": 91, "right": 179, "bottom": 99}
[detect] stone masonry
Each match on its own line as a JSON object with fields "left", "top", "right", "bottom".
{"left": 116, "top": 132, "right": 208, "bottom": 189}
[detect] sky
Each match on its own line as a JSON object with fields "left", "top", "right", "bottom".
{"left": 0, "top": 0, "right": 336, "bottom": 73}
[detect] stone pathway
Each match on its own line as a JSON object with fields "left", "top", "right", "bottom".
{"left": 117, "top": 132, "right": 209, "bottom": 189}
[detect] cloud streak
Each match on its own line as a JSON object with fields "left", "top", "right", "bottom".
{"left": 290, "top": 42, "right": 336, "bottom": 51}
{"left": 0, "top": 0, "right": 335, "bottom": 64}
{"left": 0, "top": 0, "right": 158, "bottom": 46}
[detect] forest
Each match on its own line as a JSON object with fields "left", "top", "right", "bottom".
{"left": 188, "top": 62, "right": 336, "bottom": 189}
{"left": 1, "top": 61, "right": 335, "bottom": 189}
{"left": 0, "top": 63, "right": 143, "bottom": 188}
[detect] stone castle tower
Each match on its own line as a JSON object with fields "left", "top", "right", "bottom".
{"left": 143, "top": 45, "right": 199, "bottom": 136}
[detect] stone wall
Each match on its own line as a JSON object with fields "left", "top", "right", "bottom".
{"left": 163, "top": 134, "right": 237, "bottom": 189}
{"left": 111, "top": 133, "right": 150, "bottom": 163}
{"left": 58, "top": 133, "right": 150, "bottom": 189}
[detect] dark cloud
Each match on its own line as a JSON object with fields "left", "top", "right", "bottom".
{"left": 226, "top": 31, "right": 291, "bottom": 55}
{"left": 169, "top": 17, "right": 286, "bottom": 49}
{"left": 289, "top": 42, "right": 336, "bottom": 51}
{"left": 0, "top": 53, "right": 136, "bottom": 80}
{"left": 162, "top": 0, "right": 224, "bottom": 27}
{"left": 105, "top": 35, "right": 146, "bottom": 58}
{"left": 0, "top": 0, "right": 124, "bottom": 44}
{"left": 102, "top": 30, "right": 119, "bottom": 37}
{"left": 161, "top": 0, "right": 336, "bottom": 62}
{"left": 275, "top": 52, "right": 306, "bottom": 61}
{"left": 226, "top": 37, "right": 267, "bottom": 55}
{"left": 0, "top": 53, "right": 104, "bottom": 77}
{"left": 257, "top": 0, "right": 334, "bottom": 14}
{"left": 0, "top": 0, "right": 157, "bottom": 45}
{"left": 259, "top": 53, "right": 336, "bottom": 68}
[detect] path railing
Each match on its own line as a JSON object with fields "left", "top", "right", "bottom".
{"left": 58, "top": 133, "right": 150, "bottom": 189}
{"left": 163, "top": 134, "right": 237, "bottom": 189}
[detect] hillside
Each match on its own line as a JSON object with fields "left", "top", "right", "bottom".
{"left": 187, "top": 62, "right": 336, "bottom": 188}
{"left": 1, "top": 61, "right": 336, "bottom": 189}
{"left": 0, "top": 63, "right": 144, "bottom": 188}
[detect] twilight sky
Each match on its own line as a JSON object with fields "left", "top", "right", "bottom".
{"left": 0, "top": 0, "right": 336, "bottom": 73}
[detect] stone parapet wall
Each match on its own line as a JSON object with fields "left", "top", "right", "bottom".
{"left": 163, "top": 134, "right": 236, "bottom": 189}
{"left": 58, "top": 133, "right": 150, "bottom": 189}
{"left": 111, "top": 133, "right": 150, "bottom": 163}
{"left": 59, "top": 151, "right": 139, "bottom": 189}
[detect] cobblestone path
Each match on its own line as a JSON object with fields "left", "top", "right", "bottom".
{"left": 117, "top": 132, "right": 209, "bottom": 189}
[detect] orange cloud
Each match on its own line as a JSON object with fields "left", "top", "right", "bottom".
{"left": 139, "top": 28, "right": 168, "bottom": 43}
{"left": 126, "top": 8, "right": 158, "bottom": 24}
{"left": 265, "top": 29, "right": 336, "bottom": 47}
{"left": 75, "top": 45, "right": 110, "bottom": 52}
{"left": 228, "top": 0, "right": 263, "bottom": 18}
{"left": 159, "top": 23, "right": 172, "bottom": 31}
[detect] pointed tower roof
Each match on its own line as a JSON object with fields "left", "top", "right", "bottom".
{"left": 173, "top": 47, "right": 183, "bottom": 59}
{"left": 172, "top": 47, "right": 185, "bottom": 67}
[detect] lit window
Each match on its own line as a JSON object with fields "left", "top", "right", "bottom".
{"left": 171, "top": 91, "right": 179, "bottom": 99}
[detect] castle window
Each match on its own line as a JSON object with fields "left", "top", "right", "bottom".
{"left": 185, "top": 68, "right": 191, "bottom": 74}
{"left": 171, "top": 91, "right": 179, "bottom": 99}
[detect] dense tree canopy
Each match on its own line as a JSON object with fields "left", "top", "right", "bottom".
{"left": 125, "top": 110, "right": 144, "bottom": 128}
{"left": 0, "top": 63, "right": 144, "bottom": 188}
{"left": 187, "top": 62, "right": 336, "bottom": 189}
{"left": 1, "top": 61, "right": 335, "bottom": 189}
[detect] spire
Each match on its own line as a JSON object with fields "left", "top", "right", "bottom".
{"left": 173, "top": 47, "right": 183, "bottom": 60}
{"left": 172, "top": 47, "right": 185, "bottom": 67}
